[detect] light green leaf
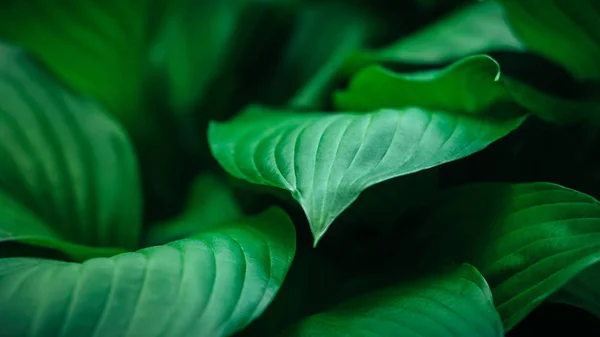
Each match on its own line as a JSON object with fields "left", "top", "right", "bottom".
{"left": 283, "top": 264, "right": 503, "bottom": 337}
{"left": 145, "top": 173, "right": 243, "bottom": 246}
{"left": 0, "top": 207, "right": 296, "bottom": 337}
{"left": 402, "top": 183, "right": 600, "bottom": 330}
{"left": 0, "top": 44, "right": 141, "bottom": 258}
{"left": 208, "top": 105, "right": 523, "bottom": 244}
{"left": 498, "top": 0, "right": 600, "bottom": 81}
{"left": 0, "top": 0, "right": 164, "bottom": 131}
{"left": 335, "top": 55, "right": 511, "bottom": 115}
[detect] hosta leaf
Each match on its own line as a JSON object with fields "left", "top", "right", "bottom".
{"left": 371, "top": 0, "right": 523, "bottom": 65}
{"left": 0, "top": 44, "right": 141, "bottom": 257}
{"left": 0, "top": 208, "right": 296, "bottom": 337}
{"left": 0, "top": 0, "right": 164, "bottom": 131}
{"left": 550, "top": 263, "right": 600, "bottom": 319}
{"left": 149, "top": 0, "right": 242, "bottom": 115}
{"left": 401, "top": 183, "right": 600, "bottom": 330}
{"left": 208, "top": 105, "right": 523, "bottom": 244}
{"left": 145, "top": 173, "right": 242, "bottom": 246}
{"left": 335, "top": 55, "right": 511, "bottom": 115}
{"left": 341, "top": 1, "right": 600, "bottom": 124}
{"left": 283, "top": 264, "right": 503, "bottom": 337}
{"left": 498, "top": 0, "right": 600, "bottom": 80}
{"left": 338, "top": 53, "right": 599, "bottom": 124}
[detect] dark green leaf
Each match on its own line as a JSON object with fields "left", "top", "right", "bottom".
{"left": 339, "top": 52, "right": 599, "bottom": 124}
{"left": 550, "top": 263, "right": 600, "bottom": 319}
{"left": 145, "top": 173, "right": 243, "bottom": 246}
{"left": 283, "top": 264, "right": 503, "bottom": 337}
{"left": 341, "top": 1, "right": 600, "bottom": 124}
{"left": 209, "top": 105, "right": 523, "bottom": 244}
{"left": 0, "top": 44, "right": 141, "bottom": 259}
{"left": 0, "top": 207, "right": 296, "bottom": 337}
{"left": 498, "top": 0, "right": 600, "bottom": 81}
{"left": 148, "top": 0, "right": 243, "bottom": 115}
{"left": 366, "top": 1, "right": 523, "bottom": 65}
{"left": 336, "top": 55, "right": 512, "bottom": 115}
{"left": 401, "top": 183, "right": 600, "bottom": 330}
{"left": 0, "top": 0, "right": 163, "bottom": 132}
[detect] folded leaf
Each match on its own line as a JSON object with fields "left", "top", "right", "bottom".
{"left": 209, "top": 105, "right": 523, "bottom": 245}
{"left": 145, "top": 173, "right": 243, "bottom": 246}
{"left": 341, "top": 0, "right": 600, "bottom": 124}
{"left": 0, "top": 0, "right": 164, "bottom": 132}
{"left": 0, "top": 207, "right": 296, "bottom": 337}
{"left": 0, "top": 44, "right": 141, "bottom": 257}
{"left": 335, "top": 55, "right": 511, "bottom": 115}
{"left": 498, "top": 0, "right": 600, "bottom": 81}
{"left": 401, "top": 183, "right": 600, "bottom": 330}
{"left": 283, "top": 264, "right": 503, "bottom": 337}
{"left": 338, "top": 53, "right": 599, "bottom": 124}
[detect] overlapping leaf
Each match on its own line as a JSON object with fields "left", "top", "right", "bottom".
{"left": 335, "top": 55, "right": 511, "bottom": 115}
{"left": 149, "top": 0, "right": 243, "bottom": 115}
{"left": 550, "top": 263, "right": 600, "bottom": 319}
{"left": 209, "top": 105, "right": 523, "bottom": 244}
{"left": 283, "top": 264, "right": 503, "bottom": 337}
{"left": 0, "top": 208, "right": 296, "bottom": 337}
{"left": 372, "top": 0, "right": 523, "bottom": 64}
{"left": 400, "top": 182, "right": 600, "bottom": 330}
{"left": 498, "top": 0, "right": 600, "bottom": 81}
{"left": 0, "top": 0, "right": 165, "bottom": 131}
{"left": 340, "top": 1, "right": 600, "bottom": 124}
{"left": 339, "top": 52, "right": 599, "bottom": 124}
{"left": 145, "top": 173, "right": 242, "bottom": 246}
{"left": 0, "top": 44, "right": 141, "bottom": 259}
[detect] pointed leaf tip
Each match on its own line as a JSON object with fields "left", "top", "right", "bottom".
{"left": 209, "top": 106, "right": 522, "bottom": 244}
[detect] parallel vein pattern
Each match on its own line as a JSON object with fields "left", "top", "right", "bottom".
{"left": 284, "top": 264, "right": 504, "bottom": 337}
{"left": 0, "top": 208, "right": 296, "bottom": 337}
{"left": 0, "top": 0, "right": 157, "bottom": 124}
{"left": 209, "top": 105, "right": 523, "bottom": 243}
{"left": 0, "top": 45, "right": 141, "bottom": 253}
{"left": 407, "top": 182, "right": 600, "bottom": 330}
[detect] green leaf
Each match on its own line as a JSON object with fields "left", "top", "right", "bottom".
{"left": 145, "top": 173, "right": 243, "bottom": 246}
{"left": 369, "top": 0, "right": 523, "bottom": 65}
{"left": 0, "top": 44, "right": 141, "bottom": 258}
{"left": 498, "top": 0, "right": 600, "bottom": 81}
{"left": 148, "top": 0, "right": 243, "bottom": 115}
{"left": 0, "top": 207, "right": 296, "bottom": 337}
{"left": 335, "top": 55, "right": 512, "bottom": 115}
{"left": 338, "top": 53, "right": 600, "bottom": 124}
{"left": 283, "top": 264, "right": 504, "bottom": 337}
{"left": 340, "top": 0, "right": 600, "bottom": 124}
{"left": 401, "top": 183, "right": 600, "bottom": 330}
{"left": 281, "top": 2, "right": 373, "bottom": 110}
{"left": 0, "top": 0, "right": 163, "bottom": 132}
{"left": 550, "top": 263, "right": 600, "bottom": 319}
{"left": 208, "top": 105, "right": 523, "bottom": 244}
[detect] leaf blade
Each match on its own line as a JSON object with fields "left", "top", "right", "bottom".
{"left": 402, "top": 182, "right": 600, "bottom": 330}
{"left": 283, "top": 264, "right": 503, "bottom": 337}
{"left": 209, "top": 105, "right": 523, "bottom": 243}
{"left": 0, "top": 208, "right": 296, "bottom": 337}
{"left": 0, "top": 44, "right": 141, "bottom": 256}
